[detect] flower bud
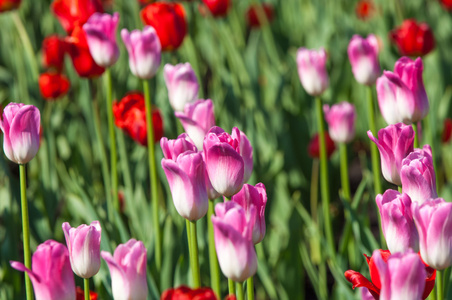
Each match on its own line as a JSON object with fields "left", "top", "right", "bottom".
{"left": 323, "top": 102, "right": 356, "bottom": 143}
{"left": 296, "top": 48, "right": 329, "bottom": 96}
{"left": 164, "top": 63, "right": 199, "bottom": 112}
{"left": 347, "top": 34, "right": 381, "bottom": 85}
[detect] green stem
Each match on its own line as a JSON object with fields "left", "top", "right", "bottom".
{"left": 412, "top": 123, "right": 420, "bottom": 149}
{"left": 431, "top": 286, "right": 437, "bottom": 300}
{"left": 437, "top": 270, "right": 444, "bottom": 300}
{"left": 338, "top": 143, "right": 352, "bottom": 256}
{"left": 189, "top": 221, "right": 201, "bottom": 288}
{"left": 186, "top": 219, "right": 192, "bottom": 261}
{"left": 20, "top": 164, "right": 33, "bottom": 300}
{"left": 12, "top": 12, "right": 38, "bottom": 81}
{"left": 84, "top": 278, "right": 90, "bottom": 300}
{"left": 398, "top": 186, "right": 402, "bottom": 193}
{"left": 208, "top": 200, "right": 221, "bottom": 298}
{"left": 247, "top": 276, "right": 254, "bottom": 300}
{"left": 143, "top": 79, "right": 162, "bottom": 272}
{"left": 310, "top": 159, "right": 319, "bottom": 223}
{"left": 236, "top": 282, "right": 244, "bottom": 300}
{"left": 229, "top": 279, "right": 236, "bottom": 296}
{"left": 314, "top": 96, "right": 335, "bottom": 257}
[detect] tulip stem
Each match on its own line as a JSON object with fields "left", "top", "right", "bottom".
{"left": 84, "top": 278, "right": 90, "bottom": 300}
{"left": 143, "top": 79, "right": 162, "bottom": 272}
{"left": 229, "top": 279, "right": 236, "bottom": 296}
{"left": 236, "top": 282, "right": 244, "bottom": 300}
{"left": 12, "top": 12, "right": 38, "bottom": 81}
{"left": 412, "top": 123, "right": 420, "bottom": 148}
{"left": 189, "top": 220, "right": 201, "bottom": 288}
{"left": 437, "top": 270, "right": 444, "bottom": 300}
{"left": 20, "top": 164, "right": 33, "bottom": 300}
{"left": 208, "top": 200, "right": 221, "bottom": 298}
{"left": 247, "top": 276, "right": 255, "bottom": 300}
{"left": 314, "top": 96, "right": 335, "bottom": 257}
{"left": 338, "top": 143, "right": 353, "bottom": 256}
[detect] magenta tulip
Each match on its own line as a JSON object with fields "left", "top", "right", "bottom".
{"left": 347, "top": 34, "right": 381, "bottom": 85}
{"left": 0, "top": 102, "right": 40, "bottom": 164}
{"left": 10, "top": 240, "right": 76, "bottom": 300}
{"left": 163, "top": 62, "right": 199, "bottom": 112}
{"left": 323, "top": 101, "right": 357, "bottom": 143}
{"left": 296, "top": 48, "right": 329, "bottom": 96}
{"left": 160, "top": 133, "right": 197, "bottom": 161}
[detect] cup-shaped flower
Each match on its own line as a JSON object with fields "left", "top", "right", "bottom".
{"left": 376, "top": 190, "right": 419, "bottom": 253}
{"left": 367, "top": 123, "right": 415, "bottom": 186}
{"left": 0, "top": 102, "right": 41, "bottom": 164}
{"left": 162, "top": 151, "right": 208, "bottom": 221}
{"left": 0, "top": 0, "right": 21, "bottom": 12}
{"left": 390, "top": 19, "right": 435, "bottom": 57}
{"left": 401, "top": 145, "right": 437, "bottom": 204}
{"left": 39, "top": 72, "right": 71, "bottom": 100}
{"left": 442, "top": 118, "right": 452, "bottom": 143}
{"left": 412, "top": 198, "right": 452, "bottom": 270}
{"left": 160, "top": 133, "right": 197, "bottom": 161}
{"left": 51, "top": 0, "right": 103, "bottom": 35}
{"left": 164, "top": 63, "right": 199, "bottom": 112}
{"left": 212, "top": 201, "right": 257, "bottom": 282}
{"left": 121, "top": 26, "right": 161, "bottom": 79}
{"left": 323, "top": 102, "right": 356, "bottom": 143}
{"left": 10, "top": 240, "right": 76, "bottom": 300}
{"left": 347, "top": 34, "right": 381, "bottom": 85}
{"left": 82, "top": 12, "right": 120, "bottom": 68}
{"left": 231, "top": 183, "right": 267, "bottom": 244}
{"left": 376, "top": 57, "right": 429, "bottom": 125}
{"left": 201, "top": 0, "right": 231, "bottom": 17}
{"left": 62, "top": 221, "right": 102, "bottom": 279}
{"left": 161, "top": 286, "right": 217, "bottom": 300}
{"left": 296, "top": 48, "right": 329, "bottom": 96}
{"left": 175, "top": 99, "right": 215, "bottom": 150}
{"left": 42, "top": 35, "right": 68, "bottom": 72}
{"left": 246, "top": 3, "right": 274, "bottom": 28}
{"left": 101, "top": 239, "right": 148, "bottom": 300}
{"left": 308, "top": 131, "right": 336, "bottom": 159}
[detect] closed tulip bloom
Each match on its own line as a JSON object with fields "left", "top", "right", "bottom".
{"left": 51, "top": 0, "right": 103, "bottom": 35}
{"left": 212, "top": 201, "right": 257, "bottom": 282}
{"left": 441, "top": 0, "right": 452, "bottom": 10}
{"left": 101, "top": 239, "right": 148, "bottom": 300}
{"left": 164, "top": 63, "right": 199, "bottom": 112}
{"left": 83, "top": 12, "right": 120, "bottom": 68}
{"left": 10, "top": 240, "right": 76, "bottom": 300}
{"left": 162, "top": 151, "right": 208, "bottom": 221}
{"left": 368, "top": 123, "right": 415, "bottom": 186}
{"left": 355, "top": 0, "right": 375, "bottom": 20}
{"left": 323, "top": 102, "right": 356, "bottom": 143}
{"left": 401, "top": 145, "right": 437, "bottom": 204}
{"left": 62, "top": 221, "right": 102, "bottom": 278}
{"left": 175, "top": 99, "right": 215, "bottom": 150}
{"left": 161, "top": 286, "right": 217, "bottom": 300}
{"left": 390, "top": 19, "right": 435, "bottom": 57}
{"left": 0, "top": 103, "right": 40, "bottom": 164}
{"left": 308, "top": 132, "right": 336, "bottom": 159}
{"left": 160, "top": 133, "right": 197, "bottom": 161}
{"left": 296, "top": 48, "right": 329, "bottom": 96}
{"left": 231, "top": 183, "right": 267, "bottom": 244}
{"left": 246, "top": 3, "right": 274, "bottom": 28}
{"left": 413, "top": 198, "right": 452, "bottom": 270}
{"left": 347, "top": 34, "right": 381, "bottom": 85}
{"left": 39, "top": 72, "right": 71, "bottom": 100}
{"left": 0, "top": 0, "right": 21, "bottom": 12}
{"left": 42, "top": 35, "right": 68, "bottom": 72}
{"left": 376, "top": 190, "right": 419, "bottom": 253}
{"left": 202, "top": 0, "right": 231, "bottom": 17}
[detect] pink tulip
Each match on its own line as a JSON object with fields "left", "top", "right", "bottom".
{"left": 163, "top": 63, "right": 199, "bottom": 112}
{"left": 296, "top": 48, "right": 329, "bottom": 96}
{"left": 401, "top": 145, "right": 437, "bottom": 204}
{"left": 0, "top": 102, "right": 40, "bottom": 164}
{"left": 10, "top": 240, "right": 76, "bottom": 300}
{"left": 412, "top": 198, "right": 452, "bottom": 270}
{"left": 83, "top": 12, "right": 120, "bottom": 67}
{"left": 121, "top": 26, "right": 161, "bottom": 79}
{"left": 231, "top": 183, "right": 267, "bottom": 244}
{"left": 347, "top": 34, "right": 381, "bottom": 85}
{"left": 372, "top": 249, "right": 426, "bottom": 300}
{"left": 101, "top": 239, "right": 148, "bottom": 300}
{"left": 62, "top": 221, "right": 102, "bottom": 278}
{"left": 162, "top": 151, "right": 208, "bottom": 221}
{"left": 212, "top": 201, "right": 257, "bottom": 282}
{"left": 323, "top": 101, "right": 357, "bottom": 143}
{"left": 376, "top": 57, "right": 429, "bottom": 125}
{"left": 175, "top": 99, "right": 216, "bottom": 150}
{"left": 160, "top": 133, "right": 197, "bottom": 161}
{"left": 376, "top": 190, "right": 419, "bottom": 253}
{"left": 368, "top": 123, "right": 415, "bottom": 186}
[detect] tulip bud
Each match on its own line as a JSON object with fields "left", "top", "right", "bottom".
{"left": 355, "top": 0, "right": 375, "bottom": 20}
{"left": 201, "top": 0, "right": 231, "bottom": 17}
{"left": 160, "top": 133, "right": 197, "bottom": 161}
{"left": 51, "top": 0, "right": 103, "bottom": 35}
{"left": 296, "top": 48, "right": 329, "bottom": 96}
{"left": 308, "top": 132, "right": 336, "bottom": 159}
{"left": 39, "top": 72, "right": 70, "bottom": 100}
{"left": 161, "top": 286, "right": 217, "bottom": 299}
{"left": 323, "top": 102, "right": 356, "bottom": 143}
{"left": 164, "top": 63, "right": 199, "bottom": 112}
{"left": 62, "top": 221, "right": 102, "bottom": 278}
{"left": 390, "top": 19, "right": 435, "bottom": 57}
{"left": 42, "top": 35, "right": 68, "bottom": 72}
{"left": 347, "top": 34, "right": 381, "bottom": 85}
{"left": 0, "top": 103, "right": 41, "bottom": 164}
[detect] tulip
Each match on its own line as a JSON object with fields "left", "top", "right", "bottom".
{"left": 296, "top": 48, "right": 329, "bottom": 96}
{"left": 51, "top": 0, "right": 103, "bottom": 35}
{"left": 201, "top": 0, "right": 231, "bottom": 17}
{"left": 246, "top": 3, "right": 274, "bottom": 28}
{"left": 42, "top": 35, "right": 68, "bottom": 72}
{"left": 376, "top": 57, "right": 429, "bottom": 125}
{"left": 113, "top": 92, "right": 164, "bottom": 146}
{"left": 400, "top": 145, "right": 437, "bottom": 204}
{"left": 412, "top": 198, "right": 452, "bottom": 270}
{"left": 160, "top": 133, "right": 197, "bottom": 161}
{"left": 308, "top": 132, "right": 336, "bottom": 159}
{"left": 101, "top": 239, "right": 148, "bottom": 300}
{"left": 10, "top": 240, "right": 76, "bottom": 300}
{"left": 163, "top": 63, "right": 199, "bottom": 112}
{"left": 121, "top": 26, "right": 162, "bottom": 79}
{"left": 355, "top": 0, "right": 375, "bottom": 20}
{"left": 231, "top": 183, "right": 267, "bottom": 244}
{"left": 39, "top": 72, "right": 71, "bottom": 100}
{"left": 376, "top": 190, "right": 419, "bottom": 253}
{"left": 0, "top": 0, "right": 20, "bottom": 12}
{"left": 83, "top": 12, "right": 120, "bottom": 68}
{"left": 76, "top": 287, "right": 98, "bottom": 300}
{"left": 161, "top": 286, "right": 217, "bottom": 300}
{"left": 141, "top": 2, "right": 187, "bottom": 51}
{"left": 347, "top": 34, "right": 381, "bottom": 85}
{"left": 442, "top": 118, "right": 452, "bottom": 143}
{"left": 390, "top": 19, "right": 435, "bottom": 57}
{"left": 323, "top": 102, "right": 356, "bottom": 143}
{"left": 212, "top": 201, "right": 257, "bottom": 282}
{"left": 0, "top": 103, "right": 40, "bottom": 164}
{"left": 175, "top": 99, "right": 215, "bottom": 150}
{"left": 162, "top": 151, "right": 209, "bottom": 221}
{"left": 62, "top": 221, "right": 102, "bottom": 279}
{"left": 367, "top": 123, "right": 415, "bottom": 185}
{"left": 441, "top": 0, "right": 452, "bottom": 10}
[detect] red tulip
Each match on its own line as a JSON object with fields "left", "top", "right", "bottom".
{"left": 42, "top": 35, "right": 68, "bottom": 72}
{"left": 308, "top": 132, "right": 336, "bottom": 159}
{"left": 65, "top": 25, "right": 105, "bottom": 78}
{"left": 355, "top": 0, "right": 375, "bottom": 20}
{"left": 390, "top": 19, "right": 435, "bottom": 57}
{"left": 0, "top": 0, "right": 21, "bottom": 12}
{"left": 141, "top": 2, "right": 187, "bottom": 51}
{"left": 246, "top": 3, "right": 274, "bottom": 28}
{"left": 51, "top": 0, "right": 103, "bottom": 34}
{"left": 161, "top": 286, "right": 217, "bottom": 300}
{"left": 440, "top": 0, "right": 452, "bottom": 10}
{"left": 76, "top": 286, "right": 98, "bottom": 300}
{"left": 201, "top": 0, "right": 231, "bottom": 17}
{"left": 113, "top": 92, "right": 163, "bottom": 146}
{"left": 39, "top": 72, "right": 70, "bottom": 100}
{"left": 442, "top": 118, "right": 452, "bottom": 143}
